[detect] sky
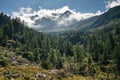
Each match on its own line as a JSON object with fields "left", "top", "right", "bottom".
{"left": 0, "top": 0, "right": 120, "bottom": 32}
{"left": 0, "top": 0, "right": 115, "bottom": 15}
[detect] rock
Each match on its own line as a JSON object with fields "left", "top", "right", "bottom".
{"left": 49, "top": 70, "right": 61, "bottom": 75}
{"left": 35, "top": 72, "right": 46, "bottom": 80}
{"left": 12, "top": 61, "right": 18, "bottom": 66}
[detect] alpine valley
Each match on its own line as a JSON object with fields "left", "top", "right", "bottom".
{"left": 0, "top": 5, "right": 120, "bottom": 80}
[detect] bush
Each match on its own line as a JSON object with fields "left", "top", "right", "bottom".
{"left": 22, "top": 52, "right": 34, "bottom": 62}
{"left": 16, "top": 51, "right": 22, "bottom": 56}
{"left": 0, "top": 58, "right": 9, "bottom": 67}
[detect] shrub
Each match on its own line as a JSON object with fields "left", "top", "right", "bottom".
{"left": 0, "top": 58, "right": 9, "bottom": 67}
{"left": 22, "top": 52, "right": 34, "bottom": 62}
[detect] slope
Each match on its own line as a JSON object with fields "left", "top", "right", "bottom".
{"left": 0, "top": 12, "right": 73, "bottom": 69}
{"left": 72, "top": 5, "right": 120, "bottom": 31}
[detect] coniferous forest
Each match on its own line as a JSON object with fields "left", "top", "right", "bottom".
{"left": 0, "top": 6, "right": 120, "bottom": 80}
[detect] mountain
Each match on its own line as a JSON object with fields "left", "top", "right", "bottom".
{"left": 13, "top": 6, "right": 98, "bottom": 33}
{"left": 59, "top": 10, "right": 72, "bottom": 18}
{"left": 32, "top": 10, "right": 77, "bottom": 32}
{"left": 72, "top": 5, "right": 120, "bottom": 31}
{"left": 58, "top": 6, "right": 120, "bottom": 45}
{"left": 36, "top": 5, "right": 120, "bottom": 34}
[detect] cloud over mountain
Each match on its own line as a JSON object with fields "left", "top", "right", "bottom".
{"left": 106, "top": 0, "right": 120, "bottom": 9}
{"left": 12, "top": 6, "right": 103, "bottom": 32}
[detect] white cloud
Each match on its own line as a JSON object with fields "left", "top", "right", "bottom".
{"left": 12, "top": 6, "right": 103, "bottom": 32}
{"left": 106, "top": 0, "right": 120, "bottom": 9}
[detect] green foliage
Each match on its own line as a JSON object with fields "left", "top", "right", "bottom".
{"left": 0, "top": 54, "right": 9, "bottom": 67}
{"left": 0, "top": 13, "right": 73, "bottom": 69}
{"left": 73, "top": 43, "right": 84, "bottom": 63}
{"left": 0, "top": 58, "right": 8, "bottom": 67}
{"left": 22, "top": 52, "right": 34, "bottom": 62}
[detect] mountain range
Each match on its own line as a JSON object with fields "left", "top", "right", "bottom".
{"left": 12, "top": 6, "right": 102, "bottom": 33}
{"left": 57, "top": 6, "right": 120, "bottom": 44}
{"left": 24, "top": 5, "right": 120, "bottom": 34}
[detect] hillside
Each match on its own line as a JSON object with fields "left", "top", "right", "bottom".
{"left": 58, "top": 6, "right": 120, "bottom": 79}
{"left": 59, "top": 6, "right": 120, "bottom": 43}
{"left": 72, "top": 5, "right": 120, "bottom": 31}
{"left": 0, "top": 12, "right": 74, "bottom": 67}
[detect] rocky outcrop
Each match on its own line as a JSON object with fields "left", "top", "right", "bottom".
{"left": 35, "top": 72, "right": 47, "bottom": 80}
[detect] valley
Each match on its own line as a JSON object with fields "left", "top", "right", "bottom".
{"left": 0, "top": 5, "right": 120, "bottom": 80}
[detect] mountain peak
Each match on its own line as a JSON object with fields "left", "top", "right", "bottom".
{"left": 60, "top": 10, "right": 72, "bottom": 18}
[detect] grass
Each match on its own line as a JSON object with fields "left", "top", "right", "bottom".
{"left": 0, "top": 65, "right": 119, "bottom": 80}
{"left": 0, "top": 65, "right": 94, "bottom": 80}
{"left": 63, "top": 75, "right": 93, "bottom": 80}
{"left": 0, "top": 65, "right": 46, "bottom": 80}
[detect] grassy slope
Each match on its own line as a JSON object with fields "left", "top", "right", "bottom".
{"left": 0, "top": 65, "right": 46, "bottom": 80}
{"left": 0, "top": 65, "right": 93, "bottom": 80}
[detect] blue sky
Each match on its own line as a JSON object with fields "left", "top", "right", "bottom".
{"left": 0, "top": 0, "right": 107, "bottom": 15}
